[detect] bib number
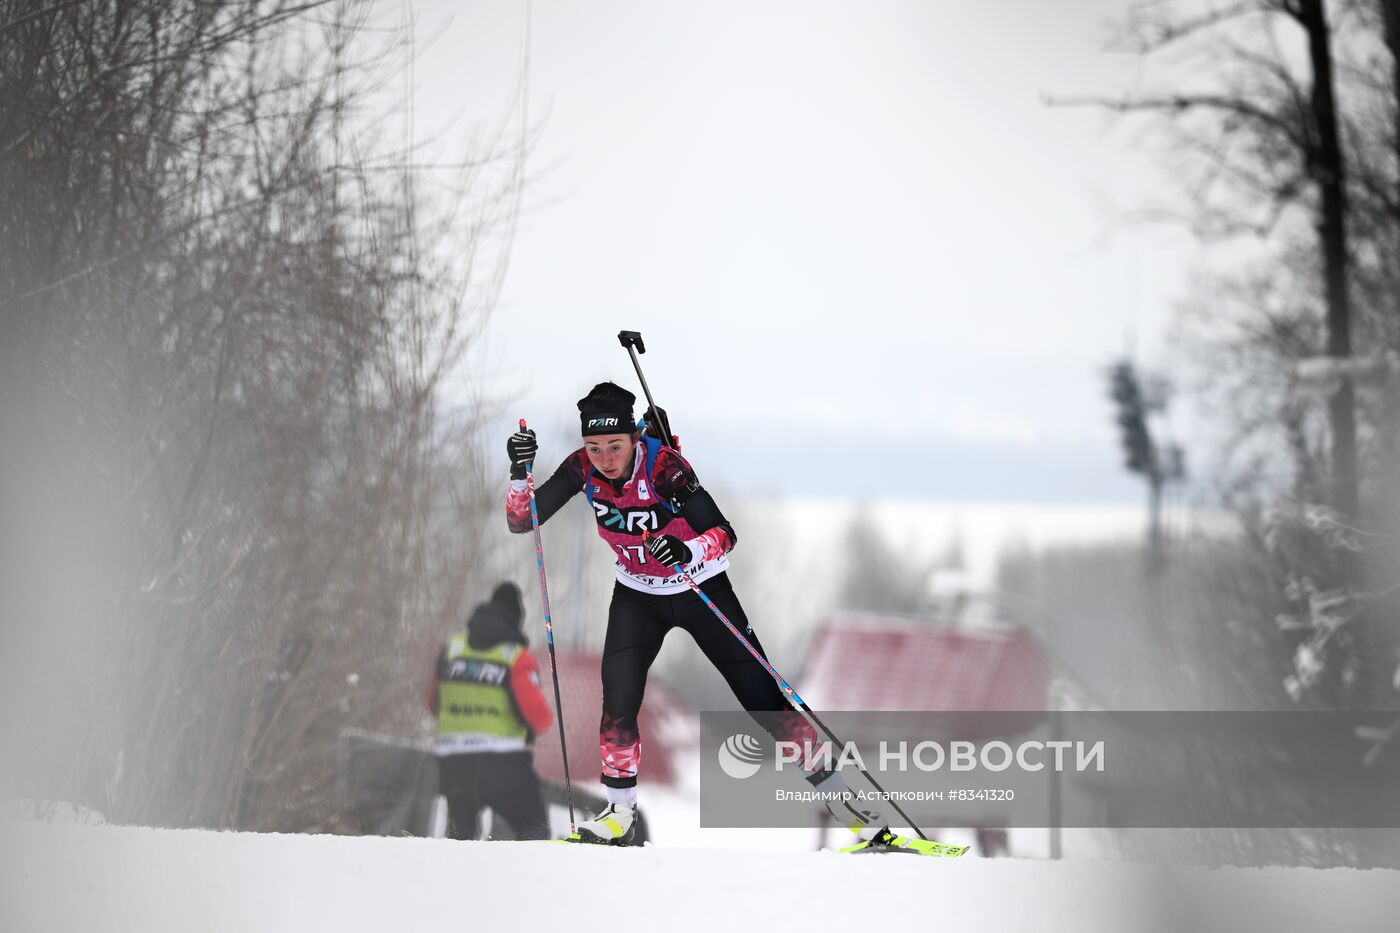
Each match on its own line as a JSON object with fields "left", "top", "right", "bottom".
{"left": 615, "top": 544, "right": 646, "bottom": 563}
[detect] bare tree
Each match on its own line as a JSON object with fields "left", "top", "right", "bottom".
{"left": 834, "top": 509, "right": 932, "bottom": 616}
{"left": 1054, "top": 1, "right": 1400, "bottom": 708}
{"left": 0, "top": 0, "right": 526, "bottom": 830}
{"left": 1063, "top": 0, "right": 1360, "bottom": 514}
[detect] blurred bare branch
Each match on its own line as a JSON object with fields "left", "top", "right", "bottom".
{"left": 0, "top": 0, "right": 526, "bottom": 831}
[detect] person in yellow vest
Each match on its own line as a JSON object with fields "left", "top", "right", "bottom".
{"left": 426, "top": 582, "right": 554, "bottom": 840}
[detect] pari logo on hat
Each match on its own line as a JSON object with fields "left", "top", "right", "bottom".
{"left": 578, "top": 382, "right": 636, "bottom": 436}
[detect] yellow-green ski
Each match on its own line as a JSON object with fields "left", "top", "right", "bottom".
{"left": 839, "top": 827, "right": 969, "bottom": 857}
{"left": 557, "top": 831, "right": 637, "bottom": 847}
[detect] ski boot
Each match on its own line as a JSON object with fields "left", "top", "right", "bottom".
{"left": 841, "top": 826, "right": 969, "bottom": 858}
{"left": 564, "top": 803, "right": 637, "bottom": 846}
{"left": 810, "top": 771, "right": 968, "bottom": 857}
{"left": 812, "top": 769, "right": 884, "bottom": 839}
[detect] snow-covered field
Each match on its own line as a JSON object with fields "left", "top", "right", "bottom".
{"left": 4, "top": 819, "right": 1398, "bottom": 933}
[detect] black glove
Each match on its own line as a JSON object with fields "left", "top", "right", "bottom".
{"left": 652, "top": 448, "right": 699, "bottom": 506}
{"left": 646, "top": 533, "right": 692, "bottom": 567}
{"left": 507, "top": 428, "right": 538, "bottom": 479}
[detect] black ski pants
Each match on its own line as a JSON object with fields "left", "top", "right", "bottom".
{"left": 599, "top": 572, "right": 801, "bottom": 788}
{"left": 439, "top": 749, "right": 549, "bottom": 840}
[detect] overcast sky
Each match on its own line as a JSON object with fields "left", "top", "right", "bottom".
{"left": 405, "top": 0, "right": 1201, "bottom": 502}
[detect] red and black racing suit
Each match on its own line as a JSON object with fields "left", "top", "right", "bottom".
{"left": 507, "top": 442, "right": 813, "bottom": 789}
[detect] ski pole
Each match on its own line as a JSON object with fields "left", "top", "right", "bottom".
{"left": 640, "top": 531, "right": 929, "bottom": 840}
{"left": 616, "top": 330, "right": 672, "bottom": 444}
{"left": 521, "top": 418, "right": 576, "bottom": 832}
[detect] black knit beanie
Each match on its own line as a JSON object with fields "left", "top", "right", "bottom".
{"left": 577, "top": 382, "right": 636, "bottom": 436}
{"left": 489, "top": 581, "right": 524, "bottom": 627}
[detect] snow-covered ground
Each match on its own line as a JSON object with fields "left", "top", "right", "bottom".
{"left": 4, "top": 819, "right": 1398, "bottom": 933}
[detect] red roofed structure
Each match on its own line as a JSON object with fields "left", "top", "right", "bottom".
{"left": 799, "top": 615, "right": 1050, "bottom": 712}
{"left": 796, "top": 616, "right": 1049, "bottom": 856}
{"left": 532, "top": 649, "right": 696, "bottom": 789}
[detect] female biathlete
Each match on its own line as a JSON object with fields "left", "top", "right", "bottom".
{"left": 505, "top": 382, "right": 874, "bottom": 844}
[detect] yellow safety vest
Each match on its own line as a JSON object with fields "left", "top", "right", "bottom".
{"left": 435, "top": 636, "right": 529, "bottom": 751}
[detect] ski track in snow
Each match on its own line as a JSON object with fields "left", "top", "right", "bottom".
{"left": 4, "top": 821, "right": 1399, "bottom": 932}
